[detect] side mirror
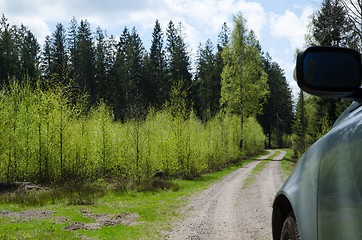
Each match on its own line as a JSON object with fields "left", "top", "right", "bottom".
{"left": 294, "top": 46, "right": 361, "bottom": 98}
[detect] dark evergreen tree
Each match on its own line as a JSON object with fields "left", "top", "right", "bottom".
{"left": 258, "top": 53, "right": 293, "bottom": 147}
{"left": 21, "top": 30, "right": 40, "bottom": 81}
{"left": 67, "top": 17, "right": 79, "bottom": 82}
{"left": 108, "top": 28, "right": 129, "bottom": 120}
{"left": 218, "top": 22, "right": 230, "bottom": 49}
{"left": 42, "top": 36, "right": 52, "bottom": 79}
{"left": 145, "top": 20, "right": 167, "bottom": 108}
{"left": 12, "top": 24, "right": 40, "bottom": 82}
{"left": 43, "top": 23, "right": 68, "bottom": 84}
{"left": 94, "top": 27, "right": 108, "bottom": 101}
{"left": 0, "top": 15, "right": 19, "bottom": 85}
{"left": 109, "top": 27, "right": 145, "bottom": 120}
{"left": 166, "top": 21, "right": 192, "bottom": 109}
{"left": 312, "top": 0, "right": 352, "bottom": 46}
{"left": 125, "top": 27, "right": 145, "bottom": 117}
{"left": 76, "top": 20, "right": 96, "bottom": 103}
{"left": 193, "top": 39, "right": 220, "bottom": 120}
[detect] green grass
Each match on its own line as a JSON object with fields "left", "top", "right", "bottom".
{"left": 0, "top": 152, "right": 268, "bottom": 240}
{"left": 243, "top": 150, "right": 280, "bottom": 188}
{"left": 280, "top": 148, "right": 296, "bottom": 180}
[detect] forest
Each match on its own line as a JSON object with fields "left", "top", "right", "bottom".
{"left": 0, "top": 0, "right": 359, "bottom": 184}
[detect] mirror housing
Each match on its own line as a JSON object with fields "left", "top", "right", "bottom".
{"left": 294, "top": 46, "right": 362, "bottom": 98}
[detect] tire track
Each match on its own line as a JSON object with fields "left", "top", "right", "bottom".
{"left": 167, "top": 150, "right": 286, "bottom": 240}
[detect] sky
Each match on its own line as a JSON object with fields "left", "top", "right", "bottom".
{"left": 0, "top": 0, "right": 323, "bottom": 102}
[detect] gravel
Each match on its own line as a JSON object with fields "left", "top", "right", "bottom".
{"left": 167, "top": 150, "right": 286, "bottom": 240}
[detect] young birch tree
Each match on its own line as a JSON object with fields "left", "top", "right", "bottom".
{"left": 220, "top": 13, "right": 268, "bottom": 148}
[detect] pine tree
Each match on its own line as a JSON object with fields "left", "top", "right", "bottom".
{"left": 258, "top": 53, "right": 293, "bottom": 147}
{"left": 125, "top": 27, "right": 145, "bottom": 117}
{"left": 18, "top": 28, "right": 40, "bottom": 82}
{"left": 193, "top": 39, "right": 220, "bottom": 120}
{"left": 43, "top": 23, "right": 69, "bottom": 84}
{"left": 109, "top": 27, "right": 129, "bottom": 120}
{"left": 311, "top": 0, "right": 352, "bottom": 46}
{"left": 67, "top": 17, "right": 79, "bottom": 82}
{"left": 0, "top": 15, "right": 19, "bottom": 85}
{"left": 94, "top": 27, "right": 108, "bottom": 102}
{"left": 166, "top": 21, "right": 192, "bottom": 111}
{"left": 147, "top": 20, "right": 167, "bottom": 108}
{"left": 76, "top": 20, "right": 96, "bottom": 103}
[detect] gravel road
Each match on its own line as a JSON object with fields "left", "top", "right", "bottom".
{"left": 167, "top": 150, "right": 286, "bottom": 240}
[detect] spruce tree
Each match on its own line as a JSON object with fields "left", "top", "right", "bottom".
{"left": 147, "top": 20, "right": 167, "bottom": 108}
{"left": 76, "top": 20, "right": 96, "bottom": 103}
{"left": 166, "top": 21, "right": 192, "bottom": 111}
{"left": 258, "top": 53, "right": 293, "bottom": 147}
{"left": 193, "top": 39, "right": 220, "bottom": 120}
{"left": 0, "top": 15, "right": 19, "bottom": 85}
{"left": 47, "top": 23, "right": 68, "bottom": 84}
{"left": 19, "top": 29, "right": 40, "bottom": 82}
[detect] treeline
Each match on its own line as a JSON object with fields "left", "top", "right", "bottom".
{"left": 0, "top": 13, "right": 294, "bottom": 183}
{"left": 0, "top": 79, "right": 267, "bottom": 183}
{"left": 0, "top": 14, "right": 292, "bottom": 124}
{"left": 0, "top": 15, "right": 219, "bottom": 121}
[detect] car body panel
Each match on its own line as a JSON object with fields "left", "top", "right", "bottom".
{"left": 273, "top": 102, "right": 362, "bottom": 239}
{"left": 275, "top": 136, "right": 324, "bottom": 239}
{"left": 318, "top": 102, "right": 362, "bottom": 239}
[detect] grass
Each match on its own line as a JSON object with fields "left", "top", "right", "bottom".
{"left": 243, "top": 150, "right": 280, "bottom": 188}
{"left": 0, "top": 152, "right": 268, "bottom": 240}
{"left": 280, "top": 148, "right": 296, "bottom": 181}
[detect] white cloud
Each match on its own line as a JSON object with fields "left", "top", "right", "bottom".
{"left": 236, "top": 1, "right": 267, "bottom": 39}
{"left": 269, "top": 6, "right": 313, "bottom": 49}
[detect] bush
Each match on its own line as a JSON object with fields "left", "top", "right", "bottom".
{"left": 0, "top": 79, "right": 260, "bottom": 184}
{"left": 243, "top": 116, "right": 266, "bottom": 156}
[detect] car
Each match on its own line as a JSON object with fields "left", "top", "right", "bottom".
{"left": 272, "top": 46, "right": 362, "bottom": 240}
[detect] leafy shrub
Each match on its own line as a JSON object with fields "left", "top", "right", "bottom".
{"left": 0, "top": 79, "right": 264, "bottom": 185}
{"left": 243, "top": 116, "right": 266, "bottom": 156}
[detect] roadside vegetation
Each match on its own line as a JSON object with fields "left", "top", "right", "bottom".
{"left": 242, "top": 150, "right": 279, "bottom": 188}
{"left": 0, "top": 153, "right": 267, "bottom": 240}
{"left": 280, "top": 149, "right": 296, "bottom": 180}
{"left": 0, "top": 79, "right": 267, "bottom": 184}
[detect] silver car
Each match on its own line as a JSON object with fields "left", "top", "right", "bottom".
{"left": 272, "top": 46, "right": 362, "bottom": 240}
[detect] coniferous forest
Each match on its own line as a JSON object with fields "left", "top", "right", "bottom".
{"left": 0, "top": 13, "right": 295, "bottom": 184}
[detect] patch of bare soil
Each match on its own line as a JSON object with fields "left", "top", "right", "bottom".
{"left": 167, "top": 150, "right": 287, "bottom": 240}
{"left": 0, "top": 209, "right": 54, "bottom": 222}
{"left": 0, "top": 208, "right": 143, "bottom": 232}
{"left": 62, "top": 211, "right": 143, "bottom": 231}
{"left": 0, "top": 182, "right": 49, "bottom": 194}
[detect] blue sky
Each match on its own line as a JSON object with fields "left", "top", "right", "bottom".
{"left": 0, "top": 0, "right": 322, "bottom": 101}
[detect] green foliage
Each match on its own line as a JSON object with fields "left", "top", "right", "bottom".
{"left": 243, "top": 117, "right": 266, "bottom": 156}
{"left": 280, "top": 148, "right": 296, "bottom": 180}
{"left": 193, "top": 39, "right": 223, "bottom": 120}
{"left": 0, "top": 79, "right": 258, "bottom": 183}
{"left": 309, "top": 0, "right": 353, "bottom": 47}
{"left": 258, "top": 53, "right": 293, "bottom": 148}
{"left": 0, "top": 153, "right": 263, "bottom": 240}
{"left": 220, "top": 13, "right": 268, "bottom": 118}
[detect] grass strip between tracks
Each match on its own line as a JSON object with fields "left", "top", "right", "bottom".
{"left": 242, "top": 150, "right": 280, "bottom": 189}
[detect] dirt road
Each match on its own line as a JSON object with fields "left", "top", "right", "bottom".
{"left": 167, "top": 150, "right": 286, "bottom": 240}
